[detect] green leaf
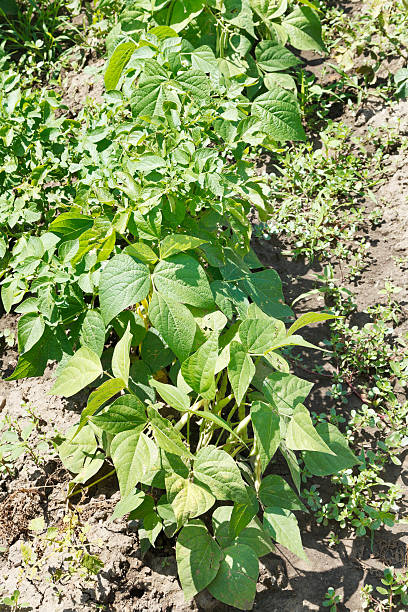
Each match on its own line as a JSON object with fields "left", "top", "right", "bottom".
{"left": 250, "top": 401, "right": 281, "bottom": 472}
{"left": 159, "top": 234, "right": 207, "bottom": 259}
{"left": 125, "top": 243, "right": 158, "bottom": 264}
{"left": 72, "top": 450, "right": 105, "bottom": 484}
{"left": 99, "top": 254, "right": 150, "bottom": 324}
{"left": 91, "top": 394, "right": 146, "bottom": 435}
{"left": 50, "top": 347, "right": 102, "bottom": 397}
{"left": 230, "top": 489, "right": 259, "bottom": 538}
{"left": 6, "top": 327, "right": 54, "bottom": 380}
{"left": 181, "top": 331, "right": 218, "bottom": 400}
{"left": 75, "top": 378, "right": 125, "bottom": 437}
{"left": 149, "top": 290, "right": 196, "bottom": 362}
{"left": 112, "top": 323, "right": 132, "bottom": 386}
{"left": 239, "top": 317, "right": 286, "bottom": 354}
{"left": 263, "top": 372, "right": 313, "bottom": 417}
{"left": 79, "top": 310, "right": 106, "bottom": 357}
{"left": 57, "top": 424, "right": 97, "bottom": 474}
{"left": 286, "top": 404, "right": 335, "bottom": 454}
{"left": 17, "top": 313, "right": 44, "bottom": 354}
{"left": 194, "top": 445, "right": 247, "bottom": 503}
{"left": 228, "top": 341, "right": 255, "bottom": 405}
{"left": 207, "top": 543, "right": 259, "bottom": 611}
{"left": 111, "top": 428, "right": 146, "bottom": 497}
{"left": 165, "top": 0, "right": 203, "bottom": 31}
{"left": 139, "top": 511, "right": 163, "bottom": 553}
{"left": 283, "top": 6, "right": 326, "bottom": 52}
{"left": 112, "top": 311, "right": 147, "bottom": 347}
{"left": 263, "top": 506, "right": 307, "bottom": 560}
{"left": 153, "top": 254, "right": 214, "bottom": 309}
{"left": 255, "top": 41, "right": 301, "bottom": 72}
{"left": 49, "top": 212, "right": 93, "bottom": 241}
{"left": 150, "top": 379, "right": 190, "bottom": 412}
{"left": 148, "top": 405, "right": 193, "bottom": 458}
{"left": 259, "top": 475, "right": 306, "bottom": 511}
{"left": 176, "top": 520, "right": 223, "bottom": 601}
{"left": 176, "top": 69, "right": 210, "bottom": 100}
{"left": 281, "top": 447, "right": 301, "bottom": 492}
{"left": 252, "top": 86, "right": 306, "bottom": 142}
{"left": 287, "top": 312, "right": 337, "bottom": 336}
{"left": 303, "top": 422, "right": 361, "bottom": 476}
{"left": 105, "top": 41, "right": 137, "bottom": 90}
{"left": 172, "top": 480, "right": 215, "bottom": 528}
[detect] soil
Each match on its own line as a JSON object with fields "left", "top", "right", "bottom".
{"left": 1, "top": 3, "right": 408, "bottom": 611}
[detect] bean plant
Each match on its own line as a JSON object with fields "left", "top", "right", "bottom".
{"left": 0, "top": 2, "right": 362, "bottom": 609}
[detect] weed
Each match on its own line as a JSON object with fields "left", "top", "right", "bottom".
{"left": 323, "top": 587, "right": 341, "bottom": 611}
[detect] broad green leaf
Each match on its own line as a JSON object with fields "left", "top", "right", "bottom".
{"left": 263, "top": 506, "right": 307, "bottom": 560}
{"left": 165, "top": 0, "right": 203, "bottom": 31}
{"left": 223, "top": 0, "right": 255, "bottom": 36}
{"left": 112, "top": 311, "right": 147, "bottom": 347}
{"left": 238, "top": 268, "right": 293, "bottom": 320}
{"left": 176, "top": 520, "right": 222, "bottom": 601}
{"left": 132, "top": 75, "right": 169, "bottom": 118}
{"left": 259, "top": 475, "right": 306, "bottom": 511}
{"left": 239, "top": 317, "right": 286, "bottom": 354}
{"left": 99, "top": 254, "right": 150, "bottom": 324}
{"left": 153, "top": 254, "right": 214, "bottom": 309}
{"left": 283, "top": 6, "right": 326, "bottom": 52}
{"left": 91, "top": 394, "right": 146, "bottom": 435}
{"left": 50, "top": 347, "right": 102, "bottom": 397}
{"left": 214, "top": 505, "right": 275, "bottom": 559}
{"left": 17, "top": 313, "right": 44, "bottom": 354}
{"left": 150, "top": 379, "right": 190, "bottom": 412}
{"left": 251, "top": 0, "right": 288, "bottom": 24}
{"left": 112, "top": 323, "right": 132, "bottom": 386}
{"left": 287, "top": 311, "right": 337, "bottom": 336}
{"left": 125, "top": 243, "right": 158, "bottom": 264}
{"left": 189, "top": 410, "right": 240, "bottom": 441}
{"left": 286, "top": 404, "right": 335, "bottom": 454}
{"left": 79, "top": 310, "right": 105, "bottom": 357}
{"left": 111, "top": 428, "right": 145, "bottom": 497}
{"left": 6, "top": 327, "right": 54, "bottom": 380}
{"left": 207, "top": 543, "right": 259, "bottom": 611}
{"left": 264, "top": 72, "right": 297, "bottom": 92}
{"left": 172, "top": 480, "right": 215, "bottom": 528}
{"left": 159, "top": 234, "right": 207, "bottom": 259}
{"left": 149, "top": 25, "right": 178, "bottom": 40}
{"left": 57, "top": 424, "right": 97, "bottom": 474}
{"left": 110, "top": 490, "right": 146, "bottom": 521}
{"left": 190, "top": 45, "right": 218, "bottom": 72}
{"left": 72, "top": 450, "right": 105, "bottom": 484}
{"left": 281, "top": 447, "right": 301, "bottom": 492}
{"left": 105, "top": 41, "right": 137, "bottom": 90}
{"left": 228, "top": 341, "right": 255, "bottom": 405}
{"left": 139, "top": 511, "right": 163, "bottom": 553}
{"left": 252, "top": 86, "right": 305, "bottom": 142}
{"left": 181, "top": 331, "right": 218, "bottom": 400}
{"left": 75, "top": 378, "right": 125, "bottom": 437}
{"left": 194, "top": 445, "right": 247, "bottom": 503}
{"left": 149, "top": 291, "right": 195, "bottom": 362}
{"left": 49, "top": 212, "right": 93, "bottom": 241}
{"left": 263, "top": 372, "right": 313, "bottom": 417}
{"left": 148, "top": 406, "right": 193, "bottom": 458}
{"left": 134, "top": 154, "right": 166, "bottom": 173}
{"left": 255, "top": 41, "right": 300, "bottom": 72}
{"left": 303, "top": 422, "right": 361, "bottom": 476}
{"left": 136, "top": 433, "right": 165, "bottom": 488}
{"left": 230, "top": 488, "right": 259, "bottom": 538}
{"left": 176, "top": 69, "right": 210, "bottom": 100}
{"left": 250, "top": 401, "right": 281, "bottom": 472}
{"left": 264, "top": 333, "right": 330, "bottom": 353}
